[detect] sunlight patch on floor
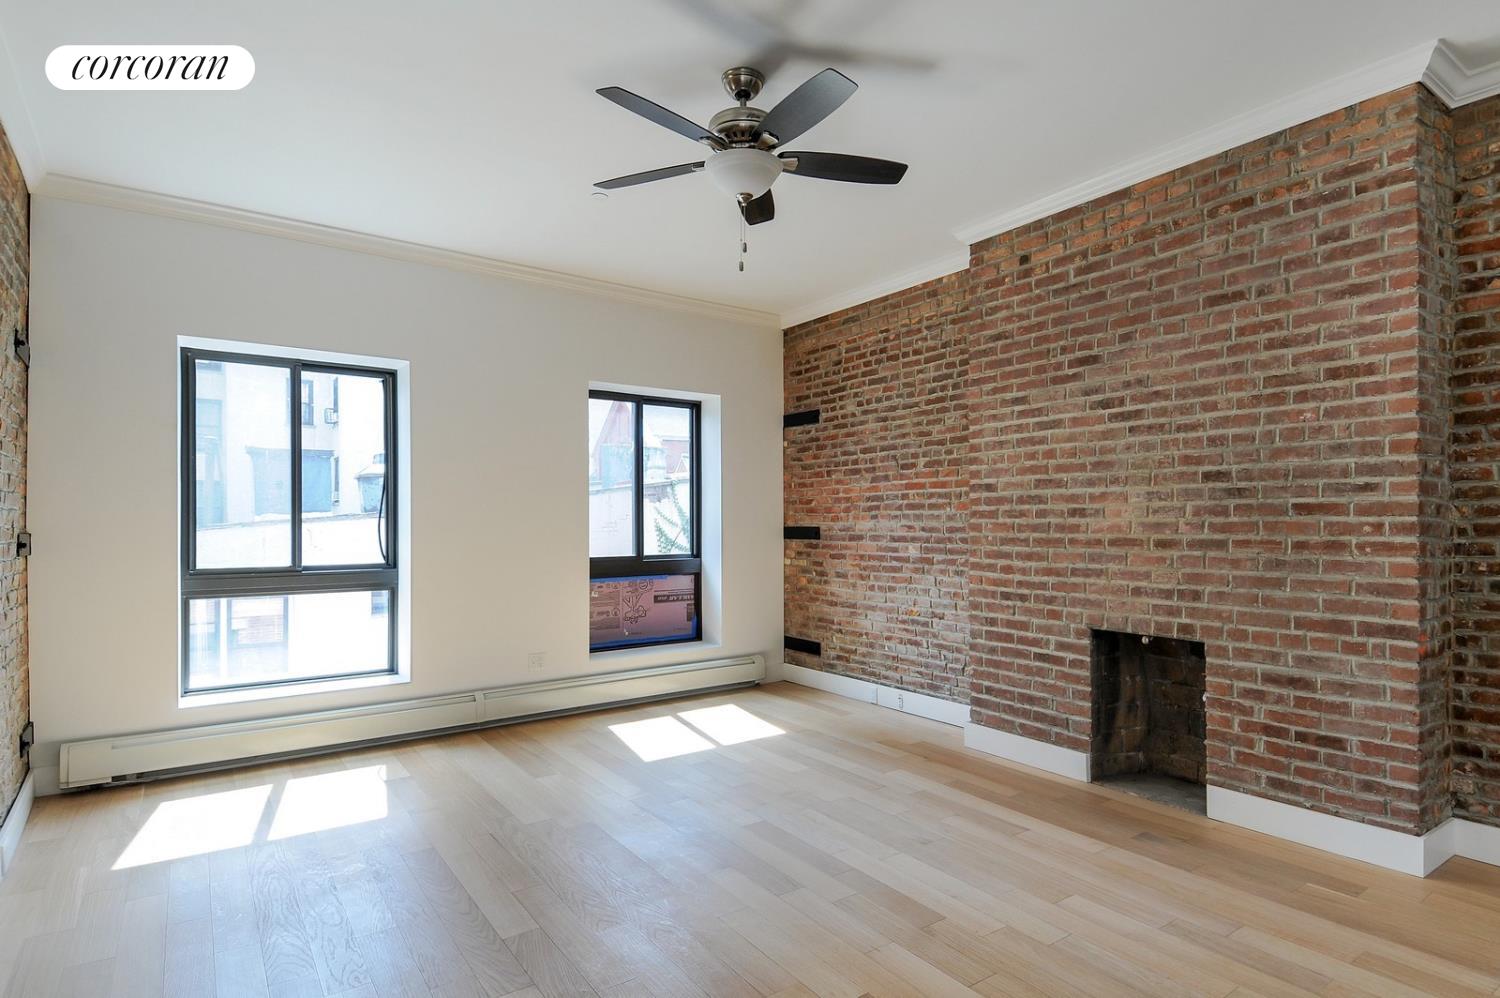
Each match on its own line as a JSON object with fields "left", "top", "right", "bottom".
{"left": 610, "top": 702, "right": 785, "bottom": 761}
{"left": 609, "top": 716, "right": 716, "bottom": 761}
{"left": 678, "top": 703, "right": 785, "bottom": 745}
{"left": 113, "top": 784, "right": 273, "bottom": 869}
{"left": 268, "top": 765, "right": 390, "bottom": 840}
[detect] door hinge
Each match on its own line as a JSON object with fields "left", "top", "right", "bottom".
{"left": 18, "top": 720, "right": 32, "bottom": 758}
{"left": 15, "top": 531, "right": 29, "bottom": 558}
{"left": 12, "top": 327, "right": 27, "bottom": 368}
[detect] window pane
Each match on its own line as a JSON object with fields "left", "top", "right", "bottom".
{"left": 302, "top": 372, "right": 389, "bottom": 566}
{"left": 589, "top": 574, "right": 698, "bottom": 650}
{"left": 589, "top": 398, "right": 636, "bottom": 557}
{"left": 643, "top": 404, "right": 692, "bottom": 555}
{"left": 194, "top": 360, "right": 292, "bottom": 569}
{"left": 186, "top": 589, "right": 392, "bottom": 691}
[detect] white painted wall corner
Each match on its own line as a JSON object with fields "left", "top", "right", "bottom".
{"left": 0, "top": 772, "right": 34, "bottom": 880}
{"left": 1451, "top": 817, "right": 1500, "bottom": 869}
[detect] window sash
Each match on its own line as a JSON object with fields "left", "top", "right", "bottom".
{"left": 181, "top": 348, "right": 399, "bottom": 578}
{"left": 181, "top": 585, "right": 397, "bottom": 695}
{"left": 587, "top": 390, "right": 700, "bottom": 573}
{"left": 180, "top": 347, "right": 400, "bottom": 694}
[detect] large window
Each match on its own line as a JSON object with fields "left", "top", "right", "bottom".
{"left": 182, "top": 348, "right": 398, "bottom": 695}
{"left": 588, "top": 391, "right": 700, "bottom": 651}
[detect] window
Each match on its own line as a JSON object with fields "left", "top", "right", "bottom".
{"left": 182, "top": 349, "right": 398, "bottom": 696}
{"left": 588, "top": 391, "right": 700, "bottom": 651}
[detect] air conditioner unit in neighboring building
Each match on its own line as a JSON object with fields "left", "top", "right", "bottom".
{"left": 324, "top": 407, "right": 339, "bottom": 424}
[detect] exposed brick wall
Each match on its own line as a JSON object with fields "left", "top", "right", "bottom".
{"left": 1453, "top": 93, "right": 1500, "bottom": 827}
{"left": 784, "top": 272, "right": 971, "bottom": 701}
{"left": 784, "top": 84, "right": 1489, "bottom": 834}
{"left": 968, "top": 85, "right": 1441, "bottom": 833}
{"left": 0, "top": 120, "right": 25, "bottom": 824}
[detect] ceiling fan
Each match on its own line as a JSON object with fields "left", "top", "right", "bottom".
{"left": 593, "top": 66, "right": 907, "bottom": 228}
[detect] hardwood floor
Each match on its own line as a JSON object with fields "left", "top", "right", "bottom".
{"left": 3, "top": 682, "right": 1499, "bottom": 997}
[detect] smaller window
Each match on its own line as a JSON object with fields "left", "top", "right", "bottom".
{"left": 300, "top": 378, "right": 315, "bottom": 426}
{"left": 588, "top": 391, "right": 700, "bottom": 652}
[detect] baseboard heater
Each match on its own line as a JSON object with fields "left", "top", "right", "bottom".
{"left": 58, "top": 655, "right": 764, "bottom": 789}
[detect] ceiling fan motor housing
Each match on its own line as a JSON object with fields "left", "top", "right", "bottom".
{"left": 709, "top": 105, "right": 776, "bottom": 148}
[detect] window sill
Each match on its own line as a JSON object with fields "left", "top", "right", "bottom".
{"left": 178, "top": 670, "right": 411, "bottom": 710}
{"left": 589, "top": 640, "right": 719, "bottom": 663}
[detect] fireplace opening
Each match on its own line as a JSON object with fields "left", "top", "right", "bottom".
{"left": 1090, "top": 629, "right": 1206, "bottom": 814}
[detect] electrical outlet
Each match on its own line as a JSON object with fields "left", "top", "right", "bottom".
{"left": 896, "top": 692, "right": 905, "bottom": 711}
{"left": 527, "top": 652, "right": 546, "bottom": 673}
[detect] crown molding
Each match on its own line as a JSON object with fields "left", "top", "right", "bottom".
{"left": 779, "top": 248, "right": 969, "bottom": 328}
{"left": 1423, "top": 39, "right": 1500, "bottom": 108}
{"left": 952, "top": 40, "right": 1440, "bottom": 246}
{"left": 34, "top": 175, "right": 779, "bottom": 328}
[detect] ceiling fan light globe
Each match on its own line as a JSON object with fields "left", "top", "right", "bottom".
{"left": 704, "top": 148, "right": 782, "bottom": 200}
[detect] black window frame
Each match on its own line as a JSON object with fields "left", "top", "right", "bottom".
{"left": 299, "top": 377, "right": 315, "bottom": 426}
{"left": 589, "top": 390, "right": 701, "bottom": 652}
{"left": 181, "top": 347, "right": 400, "bottom": 696}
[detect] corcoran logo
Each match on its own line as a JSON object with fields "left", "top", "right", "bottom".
{"left": 46, "top": 45, "right": 254, "bottom": 90}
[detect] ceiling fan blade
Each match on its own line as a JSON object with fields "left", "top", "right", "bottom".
{"left": 756, "top": 68, "right": 857, "bottom": 144}
{"left": 597, "top": 87, "right": 724, "bottom": 148}
{"left": 780, "top": 151, "right": 907, "bottom": 184}
{"left": 594, "top": 162, "right": 704, "bottom": 190}
{"left": 739, "top": 190, "right": 774, "bottom": 225}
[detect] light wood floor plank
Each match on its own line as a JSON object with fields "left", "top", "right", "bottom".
{"left": 162, "top": 915, "right": 214, "bottom": 998}
{"left": 504, "top": 928, "right": 598, "bottom": 998}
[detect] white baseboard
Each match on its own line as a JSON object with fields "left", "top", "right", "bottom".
{"left": 1206, "top": 786, "right": 1500, "bottom": 877}
{"left": 1207, "top": 786, "right": 1436, "bottom": 876}
{"left": 778, "top": 662, "right": 968, "bottom": 727}
{"left": 0, "top": 772, "right": 34, "bottom": 880}
{"left": 788, "top": 688, "right": 1092, "bottom": 783}
{"left": 961, "top": 723, "right": 1092, "bottom": 782}
{"left": 1453, "top": 816, "right": 1500, "bottom": 868}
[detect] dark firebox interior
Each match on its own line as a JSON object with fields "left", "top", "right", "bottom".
{"left": 1091, "top": 630, "right": 1207, "bottom": 813}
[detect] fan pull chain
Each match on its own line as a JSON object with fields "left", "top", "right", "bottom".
{"left": 738, "top": 210, "right": 747, "bottom": 272}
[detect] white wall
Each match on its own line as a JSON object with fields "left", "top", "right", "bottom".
{"left": 27, "top": 196, "right": 783, "bottom": 792}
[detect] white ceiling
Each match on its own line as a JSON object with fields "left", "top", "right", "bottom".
{"left": 3, "top": 1, "right": 1500, "bottom": 323}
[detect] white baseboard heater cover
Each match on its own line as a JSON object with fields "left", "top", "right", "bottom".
{"left": 58, "top": 655, "right": 764, "bottom": 789}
